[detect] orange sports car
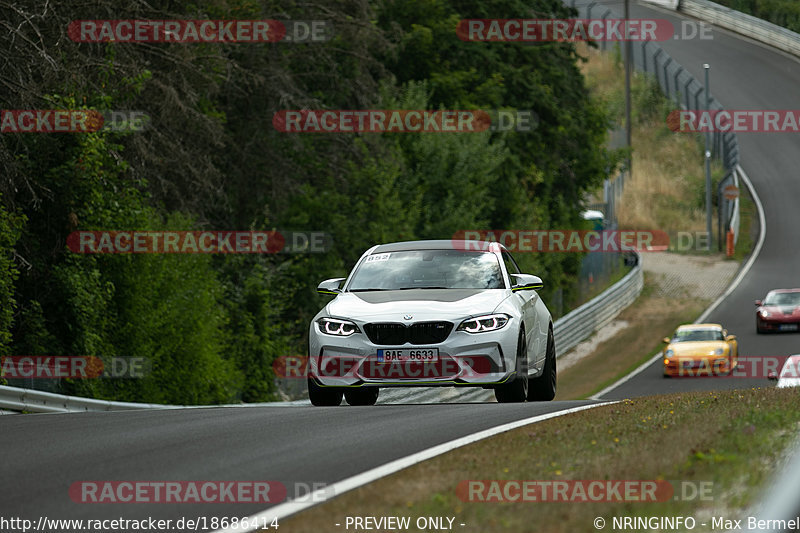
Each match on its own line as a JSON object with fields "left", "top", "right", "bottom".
{"left": 662, "top": 324, "right": 738, "bottom": 377}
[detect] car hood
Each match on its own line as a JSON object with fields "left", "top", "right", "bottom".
{"left": 760, "top": 305, "right": 800, "bottom": 315}
{"left": 667, "top": 341, "right": 727, "bottom": 357}
{"left": 325, "top": 289, "right": 511, "bottom": 321}
{"left": 777, "top": 355, "right": 800, "bottom": 388}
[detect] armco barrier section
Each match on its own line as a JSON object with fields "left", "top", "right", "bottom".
{"left": 0, "top": 385, "right": 176, "bottom": 413}
{"left": 680, "top": 0, "right": 800, "bottom": 59}
{"left": 642, "top": 0, "right": 679, "bottom": 8}
{"left": 554, "top": 252, "right": 643, "bottom": 355}
{"left": 1, "top": 251, "right": 643, "bottom": 412}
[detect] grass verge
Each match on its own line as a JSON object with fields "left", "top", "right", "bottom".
{"left": 279, "top": 387, "right": 800, "bottom": 533}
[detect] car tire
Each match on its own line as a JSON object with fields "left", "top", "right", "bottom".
{"left": 495, "top": 330, "right": 529, "bottom": 403}
{"left": 344, "top": 387, "right": 379, "bottom": 406}
{"left": 528, "top": 327, "right": 557, "bottom": 401}
{"left": 308, "top": 377, "right": 344, "bottom": 406}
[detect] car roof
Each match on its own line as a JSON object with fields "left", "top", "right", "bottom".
{"left": 371, "top": 239, "right": 504, "bottom": 253}
{"left": 676, "top": 323, "right": 723, "bottom": 331}
{"left": 767, "top": 288, "right": 800, "bottom": 294}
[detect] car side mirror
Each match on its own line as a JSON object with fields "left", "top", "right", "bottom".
{"left": 726, "top": 335, "right": 737, "bottom": 341}
{"left": 317, "top": 277, "right": 346, "bottom": 295}
{"left": 511, "top": 274, "right": 543, "bottom": 292}
{"left": 663, "top": 337, "right": 671, "bottom": 344}
{"left": 755, "top": 300, "right": 762, "bottom": 306}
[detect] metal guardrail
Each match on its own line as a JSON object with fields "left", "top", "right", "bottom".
{"left": 642, "top": 0, "right": 679, "bottom": 8}
{"left": 0, "top": 385, "right": 177, "bottom": 413}
{"left": 554, "top": 252, "right": 643, "bottom": 355}
{"left": 2, "top": 251, "right": 643, "bottom": 412}
{"left": 681, "top": 0, "right": 800, "bottom": 59}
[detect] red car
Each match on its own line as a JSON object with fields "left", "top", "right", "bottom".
{"left": 756, "top": 288, "right": 800, "bottom": 333}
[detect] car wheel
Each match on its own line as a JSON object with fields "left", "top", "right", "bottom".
{"left": 308, "top": 377, "right": 344, "bottom": 406}
{"left": 495, "top": 329, "right": 529, "bottom": 403}
{"left": 528, "top": 327, "right": 557, "bottom": 401}
{"left": 344, "top": 387, "right": 379, "bottom": 406}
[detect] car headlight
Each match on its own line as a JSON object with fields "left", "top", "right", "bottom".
{"left": 714, "top": 348, "right": 725, "bottom": 356}
{"left": 457, "top": 314, "right": 510, "bottom": 333}
{"left": 760, "top": 310, "right": 771, "bottom": 318}
{"left": 665, "top": 349, "right": 674, "bottom": 357}
{"left": 317, "top": 317, "right": 360, "bottom": 336}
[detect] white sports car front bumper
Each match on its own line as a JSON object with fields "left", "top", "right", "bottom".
{"left": 308, "top": 314, "right": 519, "bottom": 388}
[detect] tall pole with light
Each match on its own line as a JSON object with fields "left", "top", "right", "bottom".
{"left": 704, "top": 64, "right": 712, "bottom": 250}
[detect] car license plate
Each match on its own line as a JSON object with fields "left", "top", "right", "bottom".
{"left": 682, "top": 360, "right": 701, "bottom": 369}
{"left": 377, "top": 348, "right": 439, "bottom": 363}
{"left": 779, "top": 324, "right": 799, "bottom": 331}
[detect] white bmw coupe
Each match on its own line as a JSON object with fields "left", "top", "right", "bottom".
{"left": 307, "top": 240, "right": 556, "bottom": 406}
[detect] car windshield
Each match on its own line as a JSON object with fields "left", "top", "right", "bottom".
{"left": 672, "top": 329, "right": 724, "bottom": 342}
{"left": 764, "top": 292, "right": 800, "bottom": 306}
{"left": 348, "top": 250, "right": 504, "bottom": 291}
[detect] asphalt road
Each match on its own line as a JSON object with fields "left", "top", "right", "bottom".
{"left": 0, "top": 401, "right": 595, "bottom": 525}
{"left": 594, "top": 0, "right": 800, "bottom": 398}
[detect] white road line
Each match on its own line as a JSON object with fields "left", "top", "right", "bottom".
{"left": 212, "top": 402, "right": 615, "bottom": 532}
{"left": 591, "top": 164, "right": 766, "bottom": 401}
{"left": 589, "top": 352, "right": 664, "bottom": 400}
{"left": 695, "top": 165, "right": 766, "bottom": 323}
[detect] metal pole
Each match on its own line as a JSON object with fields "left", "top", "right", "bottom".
{"left": 717, "top": 178, "right": 724, "bottom": 252}
{"left": 625, "top": 0, "right": 632, "bottom": 180}
{"left": 704, "top": 64, "right": 712, "bottom": 251}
